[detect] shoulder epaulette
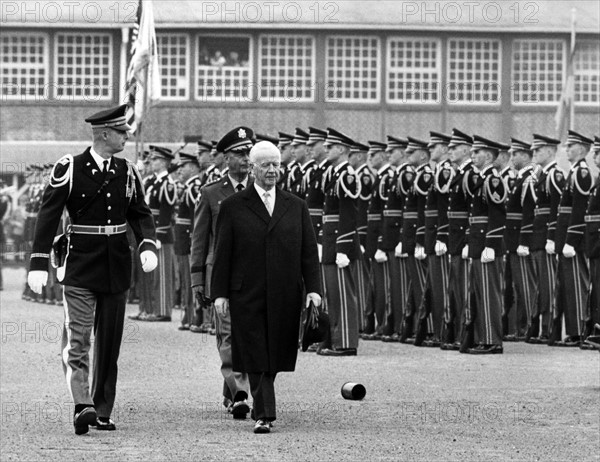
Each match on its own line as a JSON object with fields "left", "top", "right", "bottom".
{"left": 49, "top": 154, "right": 73, "bottom": 197}
{"left": 435, "top": 161, "right": 455, "bottom": 194}
{"left": 573, "top": 162, "right": 593, "bottom": 195}
{"left": 484, "top": 172, "right": 507, "bottom": 204}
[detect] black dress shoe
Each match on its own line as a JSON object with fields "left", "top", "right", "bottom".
{"left": 317, "top": 348, "right": 357, "bottom": 356}
{"left": 360, "top": 332, "right": 376, "bottom": 340}
{"left": 232, "top": 400, "right": 250, "bottom": 419}
{"left": 178, "top": 324, "right": 190, "bottom": 331}
{"left": 440, "top": 342, "right": 460, "bottom": 351}
{"left": 467, "top": 344, "right": 503, "bottom": 355}
{"left": 92, "top": 417, "right": 116, "bottom": 431}
{"left": 253, "top": 419, "right": 271, "bottom": 434}
{"left": 503, "top": 335, "right": 518, "bottom": 342}
{"left": 73, "top": 406, "right": 97, "bottom": 435}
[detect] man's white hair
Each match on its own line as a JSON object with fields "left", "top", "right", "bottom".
{"left": 249, "top": 141, "right": 281, "bottom": 163}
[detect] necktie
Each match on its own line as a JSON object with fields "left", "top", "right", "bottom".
{"left": 236, "top": 183, "right": 244, "bottom": 192}
{"left": 263, "top": 192, "right": 272, "bottom": 216}
{"left": 102, "top": 160, "right": 109, "bottom": 174}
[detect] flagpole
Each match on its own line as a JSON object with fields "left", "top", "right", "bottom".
{"left": 569, "top": 8, "right": 576, "bottom": 130}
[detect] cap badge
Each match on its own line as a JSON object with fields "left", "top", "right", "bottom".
{"left": 238, "top": 128, "right": 247, "bottom": 139}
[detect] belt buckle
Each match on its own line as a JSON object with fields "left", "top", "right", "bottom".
{"left": 105, "top": 225, "right": 114, "bottom": 235}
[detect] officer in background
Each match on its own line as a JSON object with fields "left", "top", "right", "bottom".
{"left": 288, "top": 128, "right": 310, "bottom": 197}
{"left": 317, "top": 128, "right": 361, "bottom": 356}
{"left": 277, "top": 132, "right": 295, "bottom": 191}
{"left": 583, "top": 136, "right": 600, "bottom": 347}
{"left": 190, "top": 127, "right": 252, "bottom": 418}
{"left": 527, "top": 134, "right": 564, "bottom": 343}
{"left": 504, "top": 139, "right": 536, "bottom": 342}
{"left": 174, "top": 151, "right": 203, "bottom": 330}
{"left": 27, "top": 104, "right": 157, "bottom": 434}
{"left": 146, "top": 146, "right": 177, "bottom": 322}
{"left": 552, "top": 131, "right": 594, "bottom": 346}
{"left": 467, "top": 136, "right": 507, "bottom": 355}
{"left": 22, "top": 165, "right": 44, "bottom": 301}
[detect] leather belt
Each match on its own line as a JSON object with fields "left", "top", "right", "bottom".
{"left": 69, "top": 224, "right": 127, "bottom": 235}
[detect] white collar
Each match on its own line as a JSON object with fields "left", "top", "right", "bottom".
{"left": 185, "top": 174, "right": 200, "bottom": 186}
{"left": 90, "top": 148, "right": 111, "bottom": 170}
{"left": 155, "top": 170, "right": 169, "bottom": 181}
{"left": 377, "top": 163, "right": 391, "bottom": 175}
{"left": 228, "top": 174, "right": 248, "bottom": 190}
{"left": 542, "top": 160, "right": 556, "bottom": 173}
{"left": 254, "top": 183, "right": 276, "bottom": 204}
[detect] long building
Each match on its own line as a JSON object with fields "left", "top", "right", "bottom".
{"left": 1, "top": 0, "right": 599, "bottom": 177}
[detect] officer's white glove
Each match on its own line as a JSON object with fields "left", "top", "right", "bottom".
{"left": 461, "top": 245, "right": 469, "bottom": 260}
{"left": 335, "top": 252, "right": 350, "bottom": 268}
{"left": 140, "top": 251, "right": 158, "bottom": 272}
{"left": 394, "top": 242, "right": 403, "bottom": 257}
{"left": 414, "top": 244, "right": 427, "bottom": 260}
{"left": 435, "top": 240, "right": 447, "bottom": 256}
{"left": 28, "top": 271, "right": 48, "bottom": 295}
{"left": 545, "top": 239, "right": 555, "bottom": 255}
{"left": 517, "top": 245, "right": 530, "bottom": 257}
{"left": 374, "top": 249, "right": 388, "bottom": 263}
{"left": 155, "top": 239, "right": 162, "bottom": 250}
{"left": 214, "top": 297, "right": 229, "bottom": 316}
{"left": 317, "top": 243, "right": 323, "bottom": 263}
{"left": 306, "top": 292, "right": 322, "bottom": 308}
{"left": 360, "top": 245, "right": 365, "bottom": 254}
{"left": 481, "top": 247, "right": 495, "bottom": 263}
{"left": 562, "top": 243, "right": 576, "bottom": 258}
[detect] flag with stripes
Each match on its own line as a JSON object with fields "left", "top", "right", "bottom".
{"left": 554, "top": 9, "right": 577, "bottom": 137}
{"left": 125, "top": 0, "right": 161, "bottom": 134}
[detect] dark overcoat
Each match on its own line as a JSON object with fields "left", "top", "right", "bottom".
{"left": 211, "top": 186, "right": 321, "bottom": 374}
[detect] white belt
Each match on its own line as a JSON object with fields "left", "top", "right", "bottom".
{"left": 69, "top": 224, "right": 127, "bottom": 235}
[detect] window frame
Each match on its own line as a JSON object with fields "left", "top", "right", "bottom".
{"left": 156, "top": 32, "right": 190, "bottom": 101}
{"left": 574, "top": 39, "right": 600, "bottom": 107}
{"left": 325, "top": 35, "right": 382, "bottom": 104}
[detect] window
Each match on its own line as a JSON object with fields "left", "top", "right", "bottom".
{"left": 512, "top": 39, "right": 565, "bottom": 104}
{"left": 326, "top": 36, "right": 380, "bottom": 102}
{"left": 259, "top": 35, "right": 315, "bottom": 102}
{"left": 195, "top": 36, "right": 251, "bottom": 102}
{"left": 157, "top": 33, "right": 189, "bottom": 100}
{"left": 387, "top": 37, "right": 440, "bottom": 104}
{"left": 55, "top": 33, "right": 113, "bottom": 100}
{"left": 447, "top": 38, "right": 501, "bottom": 104}
{"left": 1, "top": 33, "right": 48, "bottom": 100}
{"left": 574, "top": 40, "right": 600, "bottom": 105}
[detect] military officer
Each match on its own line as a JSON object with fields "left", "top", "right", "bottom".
{"left": 205, "top": 141, "right": 224, "bottom": 185}
{"left": 583, "top": 137, "right": 600, "bottom": 346}
{"left": 190, "top": 127, "right": 252, "bottom": 418}
{"left": 417, "top": 132, "right": 453, "bottom": 347}
{"left": 304, "top": 127, "right": 329, "bottom": 242}
{"left": 277, "top": 132, "right": 295, "bottom": 191}
{"left": 174, "top": 151, "right": 203, "bottom": 330}
{"left": 399, "top": 137, "right": 432, "bottom": 344}
{"left": 551, "top": 130, "right": 594, "bottom": 346}
{"left": 503, "top": 139, "right": 537, "bottom": 341}
{"left": 27, "top": 104, "right": 157, "bottom": 434}
{"left": 288, "top": 128, "right": 310, "bottom": 197}
{"left": 317, "top": 128, "right": 361, "bottom": 356}
{"left": 525, "top": 134, "right": 564, "bottom": 343}
{"left": 467, "top": 135, "right": 507, "bottom": 355}
{"left": 443, "top": 130, "right": 477, "bottom": 351}
{"left": 382, "top": 136, "right": 412, "bottom": 341}
{"left": 145, "top": 146, "right": 177, "bottom": 322}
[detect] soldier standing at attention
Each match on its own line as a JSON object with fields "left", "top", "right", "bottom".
{"left": 551, "top": 131, "right": 594, "bottom": 347}
{"left": 583, "top": 136, "right": 600, "bottom": 347}
{"left": 504, "top": 139, "right": 536, "bottom": 341}
{"left": 288, "top": 128, "right": 310, "bottom": 197}
{"left": 317, "top": 128, "right": 361, "bottom": 357}
{"left": 277, "top": 132, "right": 295, "bottom": 191}
{"left": 27, "top": 104, "right": 157, "bottom": 434}
{"left": 526, "top": 134, "right": 564, "bottom": 343}
{"left": 174, "top": 151, "right": 203, "bottom": 330}
{"left": 467, "top": 136, "right": 507, "bottom": 355}
{"left": 146, "top": 146, "right": 177, "bottom": 322}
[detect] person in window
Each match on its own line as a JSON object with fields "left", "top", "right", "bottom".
{"left": 211, "top": 50, "right": 226, "bottom": 67}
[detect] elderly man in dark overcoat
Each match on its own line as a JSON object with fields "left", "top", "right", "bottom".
{"left": 211, "top": 140, "right": 322, "bottom": 434}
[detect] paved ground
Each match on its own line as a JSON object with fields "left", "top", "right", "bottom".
{"left": 1, "top": 267, "right": 599, "bottom": 462}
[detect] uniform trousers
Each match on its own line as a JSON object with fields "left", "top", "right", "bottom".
{"left": 449, "top": 255, "right": 470, "bottom": 344}
{"left": 138, "top": 268, "right": 155, "bottom": 315}
{"left": 531, "top": 250, "right": 557, "bottom": 338}
{"left": 153, "top": 243, "right": 174, "bottom": 318}
{"left": 249, "top": 373, "right": 276, "bottom": 421}
{"left": 402, "top": 256, "right": 427, "bottom": 338}
{"left": 587, "top": 258, "right": 600, "bottom": 335}
{"left": 471, "top": 258, "right": 503, "bottom": 346}
{"left": 556, "top": 254, "right": 590, "bottom": 338}
{"left": 387, "top": 252, "right": 409, "bottom": 335}
{"left": 46, "top": 260, "right": 63, "bottom": 303}
{"left": 323, "top": 262, "right": 359, "bottom": 349}
{"left": 507, "top": 253, "right": 537, "bottom": 337}
{"left": 175, "top": 254, "right": 193, "bottom": 325}
{"left": 62, "top": 285, "right": 127, "bottom": 418}
{"left": 370, "top": 259, "right": 392, "bottom": 335}
{"left": 354, "top": 254, "right": 370, "bottom": 332}
{"left": 215, "top": 310, "right": 249, "bottom": 402}
{"left": 419, "top": 254, "right": 449, "bottom": 340}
